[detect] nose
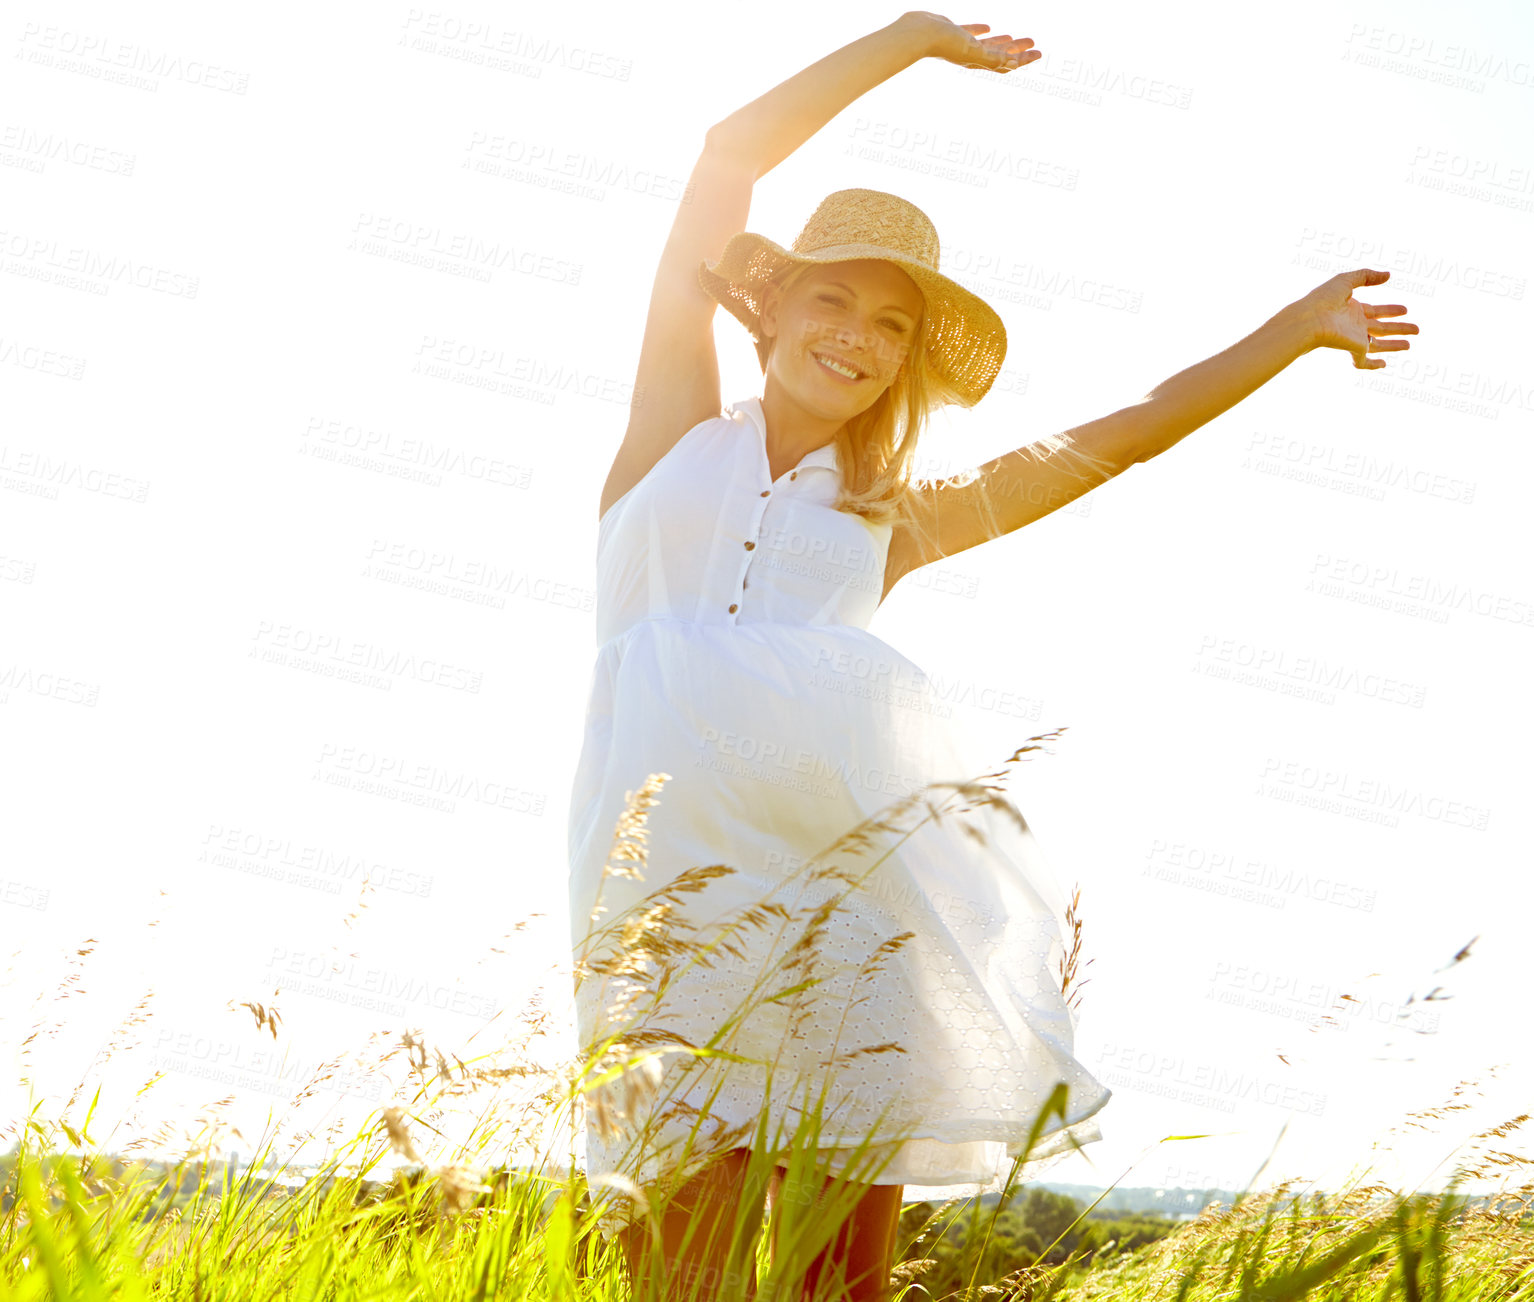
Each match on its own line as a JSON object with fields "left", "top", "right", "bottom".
{"left": 830, "top": 320, "right": 880, "bottom": 363}
{"left": 833, "top": 322, "right": 902, "bottom": 375}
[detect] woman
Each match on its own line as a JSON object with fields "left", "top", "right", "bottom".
{"left": 566, "top": 13, "right": 1416, "bottom": 1301}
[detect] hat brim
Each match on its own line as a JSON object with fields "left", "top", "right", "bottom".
{"left": 698, "top": 233, "right": 1007, "bottom": 408}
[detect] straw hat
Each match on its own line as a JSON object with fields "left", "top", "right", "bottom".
{"left": 697, "top": 187, "right": 1007, "bottom": 408}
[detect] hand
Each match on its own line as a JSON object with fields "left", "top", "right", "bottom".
{"left": 895, "top": 12, "right": 1041, "bottom": 73}
{"left": 1296, "top": 268, "right": 1420, "bottom": 370}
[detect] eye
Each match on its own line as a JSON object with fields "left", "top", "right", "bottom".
{"left": 818, "top": 292, "right": 908, "bottom": 334}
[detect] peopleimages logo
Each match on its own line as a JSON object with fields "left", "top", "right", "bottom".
{"left": 1342, "top": 23, "right": 1534, "bottom": 90}
{"left": 250, "top": 620, "right": 486, "bottom": 693}
{"left": 15, "top": 23, "right": 252, "bottom": 94}
{"left": 1256, "top": 756, "right": 1492, "bottom": 832}
{"left": 846, "top": 118, "right": 1080, "bottom": 190}
{"left": 1293, "top": 227, "right": 1525, "bottom": 300}
{"left": 313, "top": 742, "right": 547, "bottom": 816}
{"left": 146, "top": 1029, "right": 386, "bottom": 1102}
{"left": 1096, "top": 1043, "right": 1328, "bottom": 1117}
{"left": 1304, "top": 554, "right": 1534, "bottom": 629}
{"left": 199, "top": 824, "right": 434, "bottom": 900}
{"left": 1143, "top": 838, "right": 1379, "bottom": 913}
{"left": 398, "top": 11, "right": 632, "bottom": 81}
{"left": 266, "top": 948, "right": 500, "bottom": 1021}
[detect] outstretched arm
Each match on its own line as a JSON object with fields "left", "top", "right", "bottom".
{"left": 1120, "top": 267, "right": 1417, "bottom": 464}
{"left": 708, "top": 12, "right": 1039, "bottom": 172}
{"left": 889, "top": 269, "right": 1420, "bottom": 576}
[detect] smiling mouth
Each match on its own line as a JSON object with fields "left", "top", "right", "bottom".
{"left": 812, "top": 350, "right": 872, "bottom": 382}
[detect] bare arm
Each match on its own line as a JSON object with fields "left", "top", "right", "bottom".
{"left": 886, "top": 304, "right": 1314, "bottom": 580}
{"left": 710, "top": 13, "right": 1036, "bottom": 173}
{"left": 1126, "top": 268, "right": 1418, "bottom": 463}
{"left": 886, "top": 270, "right": 1419, "bottom": 579}
{"left": 1122, "top": 301, "right": 1316, "bottom": 466}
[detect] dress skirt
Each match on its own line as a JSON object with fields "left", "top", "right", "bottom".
{"left": 566, "top": 614, "right": 1111, "bottom": 1241}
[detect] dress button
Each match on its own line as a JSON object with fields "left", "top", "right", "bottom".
{"left": 744, "top": 540, "right": 755, "bottom": 550}
{"left": 728, "top": 603, "right": 739, "bottom": 614}
{"left": 760, "top": 489, "right": 770, "bottom": 497}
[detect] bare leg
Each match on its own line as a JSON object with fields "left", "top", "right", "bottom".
{"left": 767, "top": 1163, "right": 904, "bottom": 1302}
{"left": 619, "top": 1147, "right": 764, "bottom": 1301}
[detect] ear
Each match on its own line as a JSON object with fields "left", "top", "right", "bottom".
{"left": 758, "top": 281, "right": 781, "bottom": 342}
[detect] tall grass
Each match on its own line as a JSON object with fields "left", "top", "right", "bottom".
{"left": 4, "top": 733, "right": 1531, "bottom": 1300}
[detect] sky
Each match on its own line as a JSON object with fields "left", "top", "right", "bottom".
{"left": 3, "top": 0, "right": 1532, "bottom": 1202}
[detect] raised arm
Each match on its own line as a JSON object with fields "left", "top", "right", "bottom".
{"left": 885, "top": 269, "right": 1420, "bottom": 586}
{"left": 710, "top": 13, "right": 1036, "bottom": 174}
{"left": 599, "top": 15, "right": 1039, "bottom": 522}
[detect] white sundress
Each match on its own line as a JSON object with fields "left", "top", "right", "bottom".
{"left": 565, "top": 394, "right": 1110, "bottom": 1238}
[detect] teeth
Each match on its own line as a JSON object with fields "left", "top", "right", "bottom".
{"left": 816, "top": 352, "right": 863, "bottom": 380}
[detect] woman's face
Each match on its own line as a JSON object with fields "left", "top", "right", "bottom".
{"left": 760, "top": 260, "right": 924, "bottom": 413}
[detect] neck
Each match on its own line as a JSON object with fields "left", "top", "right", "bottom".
{"left": 758, "top": 381, "right": 843, "bottom": 468}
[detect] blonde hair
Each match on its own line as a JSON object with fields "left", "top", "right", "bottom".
{"left": 759, "top": 262, "right": 981, "bottom": 563}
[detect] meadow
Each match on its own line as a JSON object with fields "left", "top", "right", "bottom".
{"left": 6, "top": 741, "right": 1531, "bottom": 1300}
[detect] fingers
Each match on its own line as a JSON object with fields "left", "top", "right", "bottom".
{"left": 1360, "top": 307, "right": 1419, "bottom": 336}
{"left": 1334, "top": 276, "right": 1419, "bottom": 369}
{"left": 979, "top": 36, "right": 1039, "bottom": 70}
{"left": 1356, "top": 325, "right": 1409, "bottom": 369}
{"left": 1353, "top": 339, "right": 1386, "bottom": 369}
